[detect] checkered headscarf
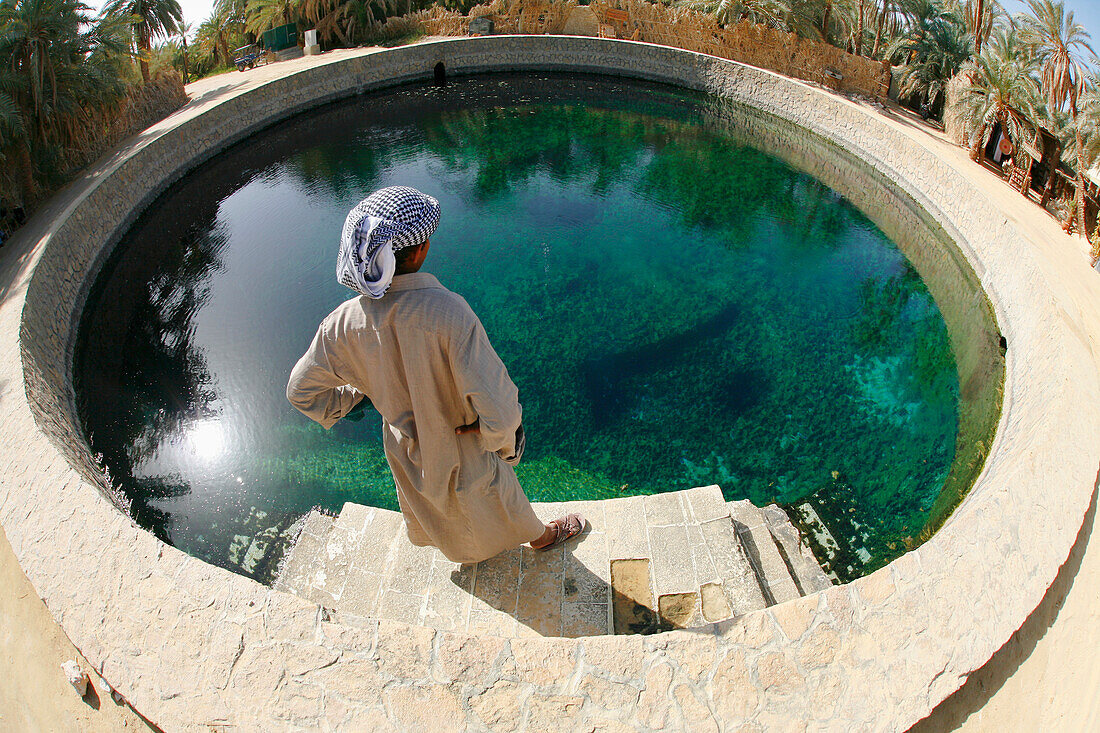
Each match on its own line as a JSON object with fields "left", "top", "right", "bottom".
{"left": 337, "top": 186, "right": 441, "bottom": 298}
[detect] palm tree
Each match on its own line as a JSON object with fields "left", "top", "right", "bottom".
{"left": 954, "top": 46, "right": 1040, "bottom": 163}
{"left": 0, "top": 68, "right": 29, "bottom": 192}
{"left": 301, "top": 0, "right": 398, "bottom": 45}
{"left": 0, "top": 0, "right": 133, "bottom": 201}
{"left": 1019, "top": 0, "right": 1095, "bottom": 248}
{"left": 959, "top": 0, "right": 1005, "bottom": 56}
{"left": 177, "top": 19, "right": 191, "bottom": 83}
{"left": 1065, "top": 75, "right": 1100, "bottom": 178}
{"left": 983, "top": 20, "right": 1033, "bottom": 66}
{"left": 889, "top": 7, "right": 971, "bottom": 117}
{"left": 679, "top": 0, "right": 791, "bottom": 29}
{"left": 870, "top": 0, "right": 907, "bottom": 58}
{"left": 245, "top": 0, "right": 299, "bottom": 36}
{"left": 103, "top": 0, "right": 183, "bottom": 83}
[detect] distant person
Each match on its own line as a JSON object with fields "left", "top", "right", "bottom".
{"left": 287, "top": 186, "right": 584, "bottom": 563}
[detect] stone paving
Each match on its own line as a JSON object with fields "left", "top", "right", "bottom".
{"left": 275, "top": 487, "right": 824, "bottom": 638}
{"left": 1, "top": 37, "right": 1099, "bottom": 731}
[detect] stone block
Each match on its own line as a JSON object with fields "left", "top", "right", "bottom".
{"left": 465, "top": 604, "right": 516, "bottom": 636}
{"left": 377, "top": 588, "right": 424, "bottom": 625}
{"left": 375, "top": 620, "right": 434, "bottom": 679}
{"left": 306, "top": 657, "right": 383, "bottom": 700}
{"left": 610, "top": 558, "right": 658, "bottom": 635}
{"left": 337, "top": 566, "right": 384, "bottom": 616}
{"left": 683, "top": 485, "right": 729, "bottom": 523}
{"left": 436, "top": 632, "right": 507, "bottom": 683}
{"left": 422, "top": 560, "right": 474, "bottom": 632}
{"left": 471, "top": 548, "right": 520, "bottom": 615}
{"left": 700, "top": 582, "right": 732, "bottom": 622}
{"left": 688, "top": 522, "right": 720, "bottom": 586}
{"left": 583, "top": 634, "right": 646, "bottom": 679}
{"left": 339, "top": 505, "right": 402, "bottom": 576}
{"left": 510, "top": 637, "right": 577, "bottom": 687}
{"left": 772, "top": 594, "right": 815, "bottom": 640}
{"left": 384, "top": 684, "right": 465, "bottom": 732}
{"left": 563, "top": 531, "right": 609, "bottom": 604}
{"left": 470, "top": 679, "right": 527, "bottom": 731}
{"left": 648, "top": 524, "right": 694, "bottom": 596}
{"left": 383, "top": 538, "right": 436, "bottom": 596}
{"left": 273, "top": 526, "right": 326, "bottom": 595}
{"left": 755, "top": 651, "right": 805, "bottom": 695}
{"left": 527, "top": 693, "right": 585, "bottom": 733}
{"left": 573, "top": 672, "right": 639, "bottom": 709}
{"left": 634, "top": 662, "right": 673, "bottom": 729}
{"left": 643, "top": 491, "right": 685, "bottom": 526}
{"left": 674, "top": 683, "right": 719, "bottom": 733}
{"left": 563, "top": 602, "right": 610, "bottom": 637}
{"left": 657, "top": 591, "right": 698, "bottom": 629}
{"left": 603, "top": 496, "right": 649, "bottom": 559}
{"left": 515, "top": 545, "right": 564, "bottom": 635}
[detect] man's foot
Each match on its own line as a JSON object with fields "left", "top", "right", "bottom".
{"left": 530, "top": 513, "right": 586, "bottom": 550}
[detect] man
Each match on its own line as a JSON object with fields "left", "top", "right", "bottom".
{"left": 287, "top": 186, "right": 583, "bottom": 564}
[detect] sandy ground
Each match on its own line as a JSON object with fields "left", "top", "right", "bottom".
{"left": 2, "top": 46, "right": 1099, "bottom": 731}
{"left": 0, "top": 526, "right": 155, "bottom": 732}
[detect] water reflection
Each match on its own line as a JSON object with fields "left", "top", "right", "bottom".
{"left": 76, "top": 74, "right": 961, "bottom": 581}
{"left": 186, "top": 419, "right": 229, "bottom": 461}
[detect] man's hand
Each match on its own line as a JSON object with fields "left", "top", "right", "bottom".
{"left": 455, "top": 417, "right": 481, "bottom": 435}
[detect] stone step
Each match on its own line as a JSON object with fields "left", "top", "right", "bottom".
{"left": 275, "top": 486, "right": 768, "bottom": 637}
{"left": 728, "top": 500, "right": 801, "bottom": 606}
{"left": 312, "top": 503, "right": 408, "bottom": 610}
{"left": 761, "top": 504, "right": 834, "bottom": 595}
{"left": 272, "top": 509, "right": 335, "bottom": 594}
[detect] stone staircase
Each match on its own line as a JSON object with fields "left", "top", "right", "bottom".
{"left": 274, "top": 485, "right": 832, "bottom": 637}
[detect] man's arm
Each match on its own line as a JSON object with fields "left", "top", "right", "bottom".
{"left": 450, "top": 317, "right": 524, "bottom": 464}
{"left": 287, "top": 319, "right": 365, "bottom": 430}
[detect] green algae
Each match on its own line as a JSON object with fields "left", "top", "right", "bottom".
{"left": 74, "top": 74, "right": 985, "bottom": 581}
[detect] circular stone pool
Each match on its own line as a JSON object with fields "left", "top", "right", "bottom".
{"left": 75, "top": 73, "right": 996, "bottom": 583}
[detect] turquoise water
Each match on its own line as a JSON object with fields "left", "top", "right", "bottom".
{"left": 76, "top": 74, "right": 959, "bottom": 582}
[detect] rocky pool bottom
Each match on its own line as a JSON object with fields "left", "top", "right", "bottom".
{"left": 75, "top": 74, "right": 1002, "bottom": 585}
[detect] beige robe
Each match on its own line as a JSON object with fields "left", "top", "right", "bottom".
{"left": 286, "top": 272, "right": 545, "bottom": 564}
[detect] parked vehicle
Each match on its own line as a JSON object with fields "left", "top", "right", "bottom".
{"left": 233, "top": 45, "right": 265, "bottom": 72}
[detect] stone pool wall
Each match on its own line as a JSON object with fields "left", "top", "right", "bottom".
{"left": 394, "top": 0, "right": 891, "bottom": 98}
{"left": 2, "top": 37, "right": 1098, "bottom": 730}
{"left": 708, "top": 102, "right": 1005, "bottom": 539}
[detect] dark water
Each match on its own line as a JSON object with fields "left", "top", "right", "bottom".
{"left": 76, "top": 74, "right": 960, "bottom": 582}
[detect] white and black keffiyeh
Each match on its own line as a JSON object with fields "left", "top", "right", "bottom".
{"left": 337, "top": 186, "right": 441, "bottom": 298}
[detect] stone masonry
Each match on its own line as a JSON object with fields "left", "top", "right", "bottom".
{"left": 274, "top": 486, "right": 829, "bottom": 638}
{"left": 1, "top": 38, "right": 1098, "bottom": 731}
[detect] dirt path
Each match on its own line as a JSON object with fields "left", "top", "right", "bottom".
{"left": 0, "top": 525, "right": 155, "bottom": 732}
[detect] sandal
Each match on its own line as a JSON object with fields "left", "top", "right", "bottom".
{"left": 535, "top": 513, "right": 586, "bottom": 550}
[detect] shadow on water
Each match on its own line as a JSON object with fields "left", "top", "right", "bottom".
{"left": 580, "top": 301, "right": 767, "bottom": 427}
{"left": 75, "top": 194, "right": 231, "bottom": 544}
{"left": 908, "top": 468, "right": 1099, "bottom": 732}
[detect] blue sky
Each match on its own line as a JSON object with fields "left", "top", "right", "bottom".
{"left": 1002, "top": 1, "right": 1100, "bottom": 59}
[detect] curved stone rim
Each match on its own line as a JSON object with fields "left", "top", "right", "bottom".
{"left": 2, "top": 37, "right": 1097, "bottom": 730}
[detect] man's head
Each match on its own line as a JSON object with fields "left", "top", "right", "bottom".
{"left": 394, "top": 238, "right": 430, "bottom": 274}
{"left": 336, "top": 186, "right": 440, "bottom": 299}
